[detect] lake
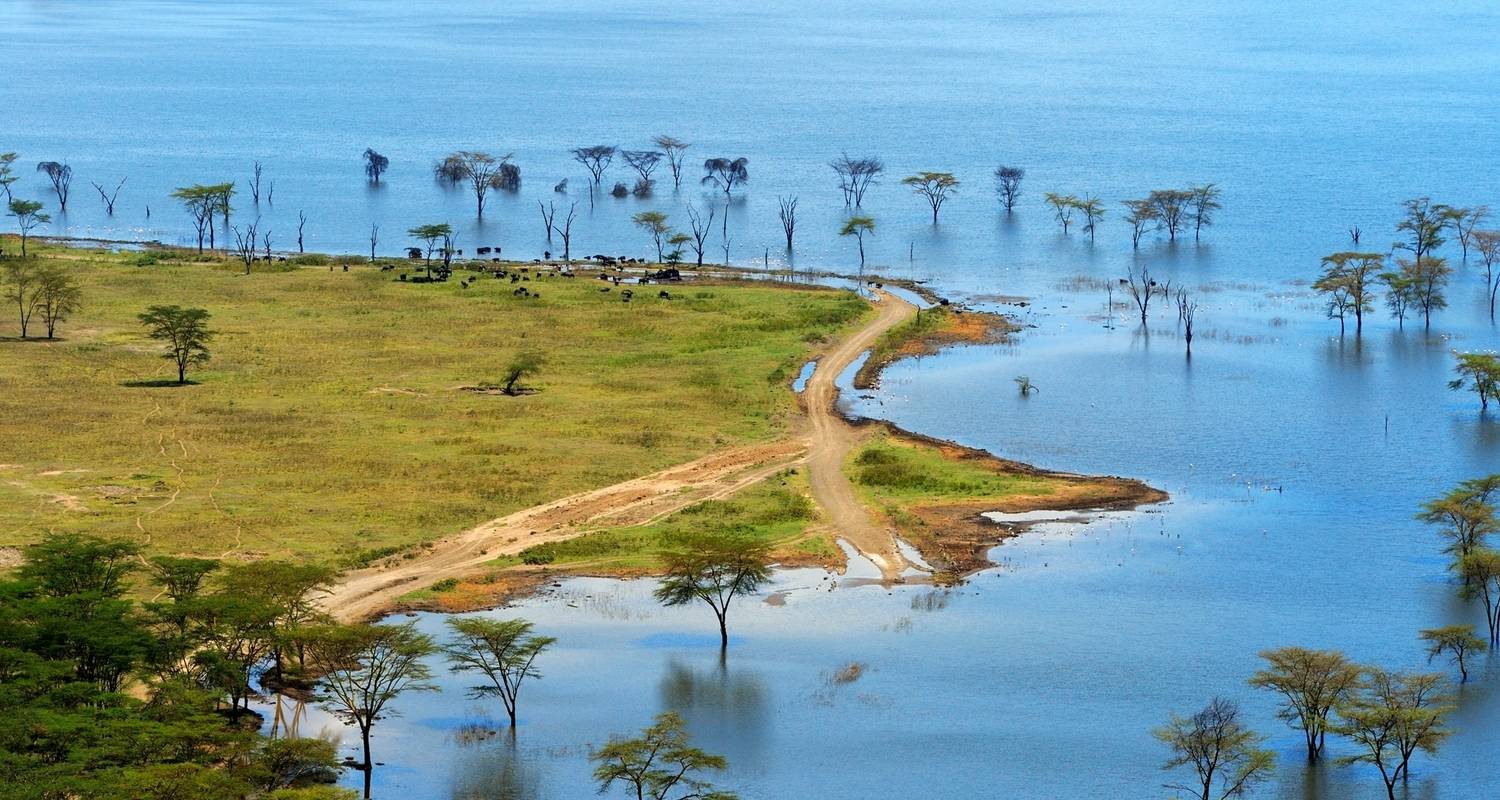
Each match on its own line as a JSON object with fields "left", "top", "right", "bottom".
{"left": 7, "top": 0, "right": 1500, "bottom": 797}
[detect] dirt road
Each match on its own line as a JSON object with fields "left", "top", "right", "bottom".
{"left": 322, "top": 290, "right": 917, "bottom": 621}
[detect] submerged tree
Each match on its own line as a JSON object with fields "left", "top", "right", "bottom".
{"left": 1394, "top": 196, "right": 1451, "bottom": 264}
{"left": 994, "top": 165, "right": 1024, "bottom": 213}
{"left": 442, "top": 151, "right": 513, "bottom": 218}
{"left": 621, "top": 150, "right": 663, "bottom": 195}
{"left": 1247, "top": 647, "right": 1361, "bottom": 761}
{"left": 1420, "top": 625, "right": 1485, "bottom": 682}
{"left": 1443, "top": 205, "right": 1487, "bottom": 260}
{"left": 1472, "top": 229, "right": 1500, "bottom": 319}
{"left": 363, "top": 148, "right": 389, "bottom": 183}
{"left": 1449, "top": 353, "right": 1500, "bottom": 413}
{"left": 901, "top": 172, "right": 959, "bottom": 223}
{"left": 1313, "top": 252, "right": 1382, "bottom": 335}
{"left": 653, "top": 532, "right": 772, "bottom": 651}
{"left": 653, "top": 135, "right": 691, "bottom": 190}
{"left": 36, "top": 160, "right": 72, "bottom": 211}
{"left": 91, "top": 177, "right": 126, "bottom": 215}
{"left": 572, "top": 145, "right": 616, "bottom": 188}
{"left": 0, "top": 152, "right": 17, "bottom": 203}
{"left": 1418, "top": 473, "right": 1500, "bottom": 571}
{"left": 592, "top": 712, "right": 737, "bottom": 800}
{"left": 6, "top": 198, "right": 49, "bottom": 257}
{"left": 1176, "top": 288, "right": 1197, "bottom": 354}
{"left": 1148, "top": 189, "right": 1193, "bottom": 241}
{"left": 1400, "top": 256, "right": 1451, "bottom": 329}
{"left": 138, "top": 305, "right": 214, "bottom": 384}
{"left": 1123, "top": 265, "right": 1160, "bottom": 326}
{"left": 443, "top": 617, "right": 556, "bottom": 728}
{"left": 1044, "top": 193, "right": 1078, "bottom": 234}
{"left": 1078, "top": 196, "right": 1105, "bottom": 242}
{"left": 778, "top": 195, "right": 798, "bottom": 250}
{"left": 1334, "top": 668, "right": 1454, "bottom": 800}
{"left": 1123, "top": 199, "right": 1158, "bottom": 248}
{"left": 831, "top": 153, "right": 884, "bottom": 207}
{"left": 1461, "top": 548, "right": 1500, "bottom": 646}
{"left": 305, "top": 622, "right": 436, "bottom": 800}
{"left": 1189, "top": 183, "right": 1223, "bottom": 240}
{"left": 840, "top": 215, "right": 876, "bottom": 274}
{"left": 1154, "top": 697, "right": 1275, "bottom": 800}
{"left": 702, "top": 157, "right": 749, "bottom": 196}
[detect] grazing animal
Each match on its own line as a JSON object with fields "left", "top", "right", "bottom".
{"left": 477, "top": 247, "right": 491, "bottom": 255}
{"left": 600, "top": 287, "right": 612, "bottom": 293}
{"left": 659, "top": 290, "right": 671, "bottom": 299}
{"left": 460, "top": 280, "right": 470, "bottom": 289}
{"left": 621, "top": 289, "right": 634, "bottom": 298}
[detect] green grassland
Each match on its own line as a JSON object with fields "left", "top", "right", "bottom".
{"left": 0, "top": 243, "right": 868, "bottom": 563}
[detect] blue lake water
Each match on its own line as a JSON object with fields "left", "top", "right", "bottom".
{"left": 8, "top": 0, "right": 1500, "bottom": 797}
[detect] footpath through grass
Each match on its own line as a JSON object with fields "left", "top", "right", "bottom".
{"left": 0, "top": 244, "right": 868, "bottom": 564}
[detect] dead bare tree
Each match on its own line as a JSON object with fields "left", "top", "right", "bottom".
{"left": 830, "top": 153, "right": 883, "bottom": 207}
{"left": 1123, "top": 265, "right": 1162, "bottom": 326}
{"left": 261, "top": 228, "right": 273, "bottom": 262}
{"left": 778, "top": 195, "right": 798, "bottom": 250}
{"left": 685, "top": 203, "right": 715, "bottom": 268}
{"left": 250, "top": 161, "right": 264, "bottom": 203}
{"left": 539, "top": 201, "right": 557, "bottom": 244}
{"left": 572, "top": 145, "right": 616, "bottom": 189}
{"left": 297, "top": 210, "right": 307, "bottom": 253}
{"left": 652, "top": 135, "right": 690, "bottom": 189}
{"left": 994, "top": 165, "right": 1024, "bottom": 213}
{"left": 230, "top": 219, "right": 260, "bottom": 275}
{"left": 267, "top": 180, "right": 275, "bottom": 205}
{"left": 91, "top": 177, "right": 126, "bottom": 215}
{"left": 1176, "top": 288, "right": 1198, "bottom": 353}
{"left": 551, "top": 202, "right": 578, "bottom": 263}
{"left": 1349, "top": 225, "right": 1362, "bottom": 246}
{"left": 36, "top": 161, "right": 72, "bottom": 211}
{"left": 369, "top": 224, "right": 379, "bottom": 261}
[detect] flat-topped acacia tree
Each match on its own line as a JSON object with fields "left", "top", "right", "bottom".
{"left": 701, "top": 157, "right": 749, "bottom": 196}
{"left": 443, "top": 617, "right": 556, "bottom": 728}
{"left": 653, "top": 135, "right": 690, "bottom": 189}
{"left": 572, "top": 145, "right": 616, "bottom": 189}
{"left": 840, "top": 215, "right": 875, "bottom": 274}
{"left": 653, "top": 532, "right": 771, "bottom": 652}
{"left": 901, "top": 171, "right": 958, "bottom": 223}
{"left": 138, "top": 304, "right": 213, "bottom": 384}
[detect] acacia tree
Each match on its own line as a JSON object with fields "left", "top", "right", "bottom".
{"left": 621, "top": 150, "right": 663, "bottom": 195}
{"left": 444, "top": 151, "right": 512, "bottom": 218}
{"left": 305, "top": 622, "right": 436, "bottom": 800}
{"left": 1461, "top": 548, "right": 1500, "bottom": 645}
{"left": 685, "top": 203, "right": 715, "bottom": 267}
{"left": 1394, "top": 197, "right": 1451, "bottom": 264}
{"left": 36, "top": 161, "right": 71, "bottom": 211}
{"left": 218, "top": 560, "right": 338, "bottom": 679}
{"left": 3, "top": 257, "right": 42, "bottom": 337}
{"left": 1123, "top": 199, "right": 1158, "bottom": 248}
{"left": 572, "top": 145, "right": 616, "bottom": 189}
{"left": 363, "top": 148, "right": 389, "bottom": 183}
{"left": 653, "top": 135, "right": 690, "bottom": 190}
{"left": 591, "top": 712, "right": 737, "bottom": 800}
{"left": 1154, "top": 697, "right": 1275, "bottom": 800}
{"left": 1379, "top": 269, "right": 1414, "bottom": 327}
{"left": 1247, "top": 647, "right": 1361, "bottom": 761}
{"left": 1400, "top": 256, "right": 1451, "bottom": 329}
{"left": 407, "top": 223, "right": 452, "bottom": 276}
{"left": 1078, "top": 196, "right": 1105, "bottom": 241}
{"left": 1313, "top": 252, "right": 1382, "bottom": 335}
{"left": 443, "top": 617, "right": 556, "bottom": 728}
{"left": 1334, "top": 669, "right": 1454, "bottom": 800}
{"left": 702, "top": 157, "right": 749, "bottom": 196}
{"left": 171, "top": 184, "right": 223, "bottom": 252}
{"left": 994, "top": 165, "right": 1024, "bottom": 213}
{"left": 778, "top": 195, "right": 798, "bottom": 250}
{"left": 6, "top": 198, "right": 49, "bottom": 257}
{"left": 91, "top": 177, "right": 126, "bottom": 215}
{"left": 653, "top": 533, "right": 771, "bottom": 651}
{"left": 1417, "top": 473, "right": 1500, "bottom": 570}
{"left": 1448, "top": 353, "right": 1500, "bottom": 413}
{"left": 830, "top": 153, "right": 883, "bottom": 207}
{"left": 501, "top": 351, "right": 543, "bottom": 396}
{"left": 902, "top": 172, "right": 959, "bottom": 223}
{"left": 840, "top": 215, "right": 875, "bottom": 274}
{"left": 138, "top": 305, "right": 214, "bottom": 383}
{"left": 1044, "top": 193, "right": 1077, "bottom": 234}
{"left": 1443, "top": 205, "right": 1487, "bottom": 260}
{"left": 1189, "top": 183, "right": 1222, "bottom": 240}
{"left": 1148, "top": 189, "right": 1193, "bottom": 241}
{"left": 0, "top": 152, "right": 17, "bottom": 203}
{"left": 34, "top": 265, "right": 81, "bottom": 339}
{"left": 1472, "top": 230, "right": 1500, "bottom": 319}
{"left": 1420, "top": 625, "right": 1485, "bottom": 682}
{"left": 633, "top": 211, "right": 671, "bottom": 262}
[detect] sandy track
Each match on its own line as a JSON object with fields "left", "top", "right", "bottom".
{"left": 322, "top": 290, "right": 917, "bottom": 621}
